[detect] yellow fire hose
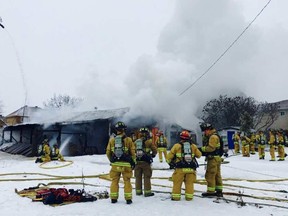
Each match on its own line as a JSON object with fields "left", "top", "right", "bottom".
{"left": 39, "top": 160, "right": 74, "bottom": 169}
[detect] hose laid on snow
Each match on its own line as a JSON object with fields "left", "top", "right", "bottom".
{"left": 39, "top": 160, "right": 73, "bottom": 169}
{"left": 0, "top": 172, "right": 108, "bottom": 182}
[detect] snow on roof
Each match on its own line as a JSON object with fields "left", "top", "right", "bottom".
{"left": 275, "top": 99, "right": 288, "bottom": 110}
{"left": 32, "top": 107, "right": 130, "bottom": 124}
{"left": 57, "top": 107, "right": 130, "bottom": 124}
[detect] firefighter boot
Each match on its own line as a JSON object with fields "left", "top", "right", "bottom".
{"left": 126, "top": 199, "right": 132, "bottom": 204}
{"left": 201, "top": 192, "right": 217, "bottom": 197}
{"left": 144, "top": 192, "right": 155, "bottom": 197}
{"left": 216, "top": 190, "right": 223, "bottom": 197}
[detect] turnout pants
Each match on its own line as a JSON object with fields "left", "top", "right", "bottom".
{"left": 269, "top": 145, "right": 275, "bottom": 161}
{"left": 234, "top": 142, "right": 240, "bottom": 153}
{"left": 158, "top": 147, "right": 167, "bottom": 162}
{"left": 134, "top": 161, "right": 152, "bottom": 195}
{"left": 171, "top": 168, "right": 196, "bottom": 201}
{"left": 109, "top": 165, "right": 133, "bottom": 201}
{"left": 205, "top": 157, "right": 223, "bottom": 193}
{"left": 242, "top": 144, "right": 250, "bottom": 157}
{"left": 258, "top": 144, "right": 266, "bottom": 159}
{"left": 278, "top": 144, "right": 286, "bottom": 160}
{"left": 249, "top": 142, "right": 256, "bottom": 154}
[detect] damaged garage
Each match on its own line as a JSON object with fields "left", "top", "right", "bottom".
{"left": 0, "top": 107, "right": 129, "bottom": 157}
{"left": 1, "top": 106, "right": 198, "bottom": 157}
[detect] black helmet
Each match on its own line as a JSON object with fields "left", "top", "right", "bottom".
{"left": 200, "top": 122, "right": 213, "bottom": 132}
{"left": 139, "top": 127, "right": 149, "bottom": 134}
{"left": 114, "top": 121, "right": 127, "bottom": 130}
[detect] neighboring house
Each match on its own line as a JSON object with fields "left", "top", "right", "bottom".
{"left": 4, "top": 106, "right": 42, "bottom": 126}
{"left": 256, "top": 100, "right": 288, "bottom": 130}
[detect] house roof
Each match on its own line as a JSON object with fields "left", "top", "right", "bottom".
{"left": 4, "top": 106, "right": 130, "bottom": 125}
{"left": 275, "top": 100, "right": 288, "bottom": 110}
{"left": 55, "top": 107, "right": 130, "bottom": 124}
{"left": 31, "top": 107, "right": 130, "bottom": 124}
{"left": 5, "top": 106, "right": 42, "bottom": 118}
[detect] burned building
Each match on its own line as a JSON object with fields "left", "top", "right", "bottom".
{"left": 1, "top": 106, "right": 197, "bottom": 157}
{"left": 1, "top": 107, "right": 129, "bottom": 157}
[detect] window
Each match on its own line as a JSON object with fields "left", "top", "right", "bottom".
{"left": 280, "top": 111, "right": 286, "bottom": 116}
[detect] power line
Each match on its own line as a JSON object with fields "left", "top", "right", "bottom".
{"left": 179, "top": 0, "right": 272, "bottom": 96}
{"left": 0, "top": 18, "right": 28, "bottom": 108}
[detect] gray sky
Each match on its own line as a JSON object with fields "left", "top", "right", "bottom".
{"left": 1, "top": 0, "right": 288, "bottom": 128}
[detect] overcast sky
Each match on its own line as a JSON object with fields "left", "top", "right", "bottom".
{"left": 1, "top": 0, "right": 288, "bottom": 128}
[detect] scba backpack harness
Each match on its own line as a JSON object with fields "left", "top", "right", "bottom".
{"left": 135, "top": 138, "right": 153, "bottom": 164}
{"left": 111, "top": 135, "right": 135, "bottom": 167}
{"left": 183, "top": 142, "right": 193, "bottom": 163}
{"left": 37, "top": 144, "right": 43, "bottom": 156}
{"left": 158, "top": 136, "right": 167, "bottom": 148}
{"left": 171, "top": 142, "right": 198, "bottom": 169}
{"left": 135, "top": 138, "right": 145, "bottom": 158}
{"left": 202, "top": 134, "right": 226, "bottom": 157}
{"left": 114, "top": 135, "right": 124, "bottom": 159}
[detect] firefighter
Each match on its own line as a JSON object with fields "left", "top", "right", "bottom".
{"left": 241, "top": 133, "right": 251, "bottom": 157}
{"left": 35, "top": 139, "right": 51, "bottom": 163}
{"left": 199, "top": 123, "right": 223, "bottom": 197}
{"left": 134, "top": 127, "right": 157, "bottom": 197}
{"left": 106, "top": 121, "right": 136, "bottom": 204}
{"left": 256, "top": 130, "right": 266, "bottom": 159}
{"left": 166, "top": 130, "right": 201, "bottom": 201}
{"left": 155, "top": 130, "right": 168, "bottom": 162}
{"left": 268, "top": 129, "right": 276, "bottom": 161}
{"left": 232, "top": 131, "right": 241, "bottom": 154}
{"left": 276, "top": 130, "right": 286, "bottom": 161}
{"left": 130, "top": 132, "right": 138, "bottom": 142}
{"left": 249, "top": 132, "right": 256, "bottom": 155}
{"left": 51, "top": 144, "right": 65, "bottom": 161}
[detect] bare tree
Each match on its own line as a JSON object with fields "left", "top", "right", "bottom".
{"left": 201, "top": 95, "right": 257, "bottom": 129}
{"left": 201, "top": 95, "right": 279, "bottom": 131}
{"left": 253, "top": 102, "right": 279, "bottom": 131}
{"left": 43, "top": 94, "right": 83, "bottom": 109}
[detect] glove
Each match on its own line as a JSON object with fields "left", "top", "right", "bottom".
{"left": 169, "top": 163, "right": 175, "bottom": 169}
{"left": 130, "top": 161, "right": 136, "bottom": 170}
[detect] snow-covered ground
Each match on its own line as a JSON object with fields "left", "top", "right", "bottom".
{"left": 1, "top": 149, "right": 288, "bottom": 216}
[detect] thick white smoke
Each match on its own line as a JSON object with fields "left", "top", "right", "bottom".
{"left": 77, "top": 0, "right": 288, "bottom": 130}
{"left": 123, "top": 0, "right": 259, "bottom": 129}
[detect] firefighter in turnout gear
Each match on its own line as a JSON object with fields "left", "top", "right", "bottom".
{"left": 134, "top": 127, "right": 157, "bottom": 197}
{"left": 199, "top": 123, "right": 223, "bottom": 197}
{"left": 268, "top": 129, "right": 276, "bottom": 161}
{"left": 35, "top": 139, "right": 51, "bottom": 163}
{"left": 51, "top": 144, "right": 65, "bottom": 161}
{"left": 166, "top": 130, "right": 201, "bottom": 201}
{"left": 155, "top": 130, "right": 168, "bottom": 162}
{"left": 276, "top": 130, "right": 286, "bottom": 161}
{"left": 106, "top": 121, "right": 136, "bottom": 204}
{"left": 232, "top": 131, "right": 241, "bottom": 154}
{"left": 249, "top": 132, "right": 256, "bottom": 155}
{"left": 256, "top": 130, "right": 266, "bottom": 159}
{"left": 241, "top": 133, "right": 251, "bottom": 157}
